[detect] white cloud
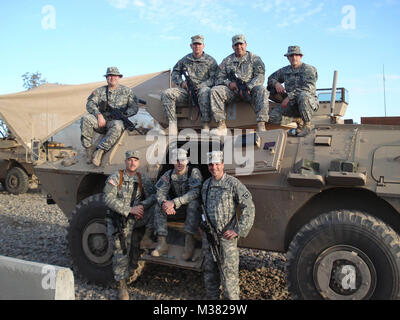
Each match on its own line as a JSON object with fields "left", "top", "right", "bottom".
{"left": 385, "top": 74, "right": 400, "bottom": 81}
{"left": 159, "top": 35, "right": 181, "bottom": 41}
{"left": 133, "top": 0, "right": 145, "bottom": 7}
{"left": 251, "top": 0, "right": 326, "bottom": 28}
{"left": 108, "top": 0, "right": 131, "bottom": 9}
{"left": 107, "top": 0, "right": 242, "bottom": 34}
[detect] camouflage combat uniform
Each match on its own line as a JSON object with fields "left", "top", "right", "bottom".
{"left": 81, "top": 85, "right": 139, "bottom": 151}
{"left": 267, "top": 63, "right": 319, "bottom": 124}
{"left": 161, "top": 53, "right": 218, "bottom": 122}
{"left": 104, "top": 170, "right": 156, "bottom": 281}
{"left": 201, "top": 174, "right": 255, "bottom": 300}
{"left": 154, "top": 166, "right": 203, "bottom": 237}
{"left": 210, "top": 51, "right": 269, "bottom": 122}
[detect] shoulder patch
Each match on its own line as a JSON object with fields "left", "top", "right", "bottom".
{"left": 108, "top": 179, "right": 117, "bottom": 187}
{"left": 242, "top": 191, "right": 250, "bottom": 200}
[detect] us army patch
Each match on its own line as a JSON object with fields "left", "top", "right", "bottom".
{"left": 155, "top": 179, "right": 164, "bottom": 188}
{"left": 108, "top": 179, "right": 117, "bottom": 187}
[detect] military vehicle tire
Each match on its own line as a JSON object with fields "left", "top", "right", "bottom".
{"left": 286, "top": 210, "right": 400, "bottom": 300}
{"left": 68, "top": 193, "right": 147, "bottom": 286}
{"left": 68, "top": 194, "right": 114, "bottom": 285}
{"left": 5, "top": 167, "right": 29, "bottom": 194}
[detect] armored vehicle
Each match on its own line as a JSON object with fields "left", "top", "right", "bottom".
{"left": 0, "top": 135, "right": 75, "bottom": 194}
{"left": 34, "top": 71, "right": 400, "bottom": 300}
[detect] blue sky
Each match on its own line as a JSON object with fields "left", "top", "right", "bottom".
{"left": 0, "top": 0, "right": 399, "bottom": 122}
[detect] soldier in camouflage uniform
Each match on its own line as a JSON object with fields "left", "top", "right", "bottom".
{"left": 81, "top": 67, "right": 140, "bottom": 166}
{"left": 267, "top": 46, "right": 319, "bottom": 137}
{"left": 161, "top": 35, "right": 218, "bottom": 135}
{"left": 210, "top": 34, "right": 269, "bottom": 136}
{"left": 202, "top": 151, "right": 255, "bottom": 300}
{"left": 152, "top": 148, "right": 203, "bottom": 261}
{"left": 104, "top": 150, "right": 156, "bottom": 300}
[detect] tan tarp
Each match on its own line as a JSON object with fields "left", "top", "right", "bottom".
{"left": 0, "top": 70, "right": 171, "bottom": 150}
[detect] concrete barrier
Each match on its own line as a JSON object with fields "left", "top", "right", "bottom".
{"left": 0, "top": 255, "right": 75, "bottom": 300}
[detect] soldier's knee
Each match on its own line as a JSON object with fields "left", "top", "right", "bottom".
{"left": 210, "top": 85, "right": 223, "bottom": 97}
{"left": 297, "top": 91, "right": 310, "bottom": 104}
{"left": 81, "top": 113, "right": 96, "bottom": 127}
{"left": 198, "top": 87, "right": 211, "bottom": 96}
{"left": 109, "top": 120, "right": 124, "bottom": 133}
{"left": 251, "top": 85, "right": 265, "bottom": 95}
{"left": 161, "top": 88, "right": 178, "bottom": 102}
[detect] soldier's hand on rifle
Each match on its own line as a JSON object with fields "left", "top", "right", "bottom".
{"left": 223, "top": 229, "right": 238, "bottom": 240}
{"left": 181, "top": 81, "right": 189, "bottom": 91}
{"left": 228, "top": 82, "right": 239, "bottom": 92}
{"left": 97, "top": 114, "right": 107, "bottom": 128}
{"left": 275, "top": 82, "right": 286, "bottom": 94}
{"left": 130, "top": 205, "right": 144, "bottom": 221}
{"left": 239, "top": 89, "right": 251, "bottom": 100}
{"left": 281, "top": 97, "right": 290, "bottom": 109}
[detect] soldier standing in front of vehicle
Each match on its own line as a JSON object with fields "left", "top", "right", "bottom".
{"left": 161, "top": 35, "right": 219, "bottom": 135}
{"left": 81, "top": 67, "right": 140, "bottom": 166}
{"left": 210, "top": 34, "right": 269, "bottom": 136}
{"left": 267, "top": 46, "right": 319, "bottom": 137}
{"left": 201, "top": 151, "right": 255, "bottom": 300}
{"left": 103, "top": 150, "right": 156, "bottom": 300}
{"left": 152, "top": 148, "right": 203, "bottom": 261}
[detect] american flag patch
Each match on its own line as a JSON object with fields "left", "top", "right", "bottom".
{"left": 108, "top": 179, "right": 117, "bottom": 186}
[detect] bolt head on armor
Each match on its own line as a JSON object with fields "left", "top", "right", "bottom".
{"left": 104, "top": 66, "right": 123, "bottom": 78}
{"left": 284, "top": 46, "right": 303, "bottom": 57}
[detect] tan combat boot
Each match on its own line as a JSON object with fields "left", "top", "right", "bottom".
{"left": 151, "top": 236, "right": 168, "bottom": 257}
{"left": 210, "top": 120, "right": 228, "bottom": 136}
{"left": 140, "top": 228, "right": 155, "bottom": 249}
{"left": 92, "top": 149, "right": 105, "bottom": 167}
{"left": 257, "top": 121, "right": 267, "bottom": 132}
{"left": 117, "top": 279, "right": 129, "bottom": 300}
{"left": 295, "top": 118, "right": 304, "bottom": 135}
{"left": 182, "top": 233, "right": 196, "bottom": 261}
{"left": 297, "top": 122, "right": 312, "bottom": 137}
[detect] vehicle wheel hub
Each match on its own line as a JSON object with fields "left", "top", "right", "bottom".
{"left": 82, "top": 220, "right": 113, "bottom": 265}
{"left": 313, "top": 245, "right": 376, "bottom": 300}
{"left": 9, "top": 175, "right": 18, "bottom": 188}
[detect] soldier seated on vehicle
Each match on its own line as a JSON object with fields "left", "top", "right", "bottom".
{"left": 161, "top": 35, "right": 218, "bottom": 135}
{"left": 81, "top": 67, "right": 140, "bottom": 167}
{"left": 267, "top": 46, "right": 319, "bottom": 137}
{"left": 209, "top": 34, "right": 269, "bottom": 136}
{"left": 103, "top": 150, "right": 156, "bottom": 300}
{"left": 152, "top": 148, "right": 203, "bottom": 261}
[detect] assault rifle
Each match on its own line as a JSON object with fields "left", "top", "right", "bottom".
{"left": 200, "top": 204, "right": 225, "bottom": 282}
{"left": 99, "top": 99, "right": 148, "bottom": 135}
{"left": 182, "top": 67, "right": 199, "bottom": 107}
{"left": 106, "top": 210, "right": 128, "bottom": 255}
{"left": 228, "top": 70, "right": 252, "bottom": 103}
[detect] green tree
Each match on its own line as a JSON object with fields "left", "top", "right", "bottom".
{"left": 22, "top": 71, "right": 47, "bottom": 90}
